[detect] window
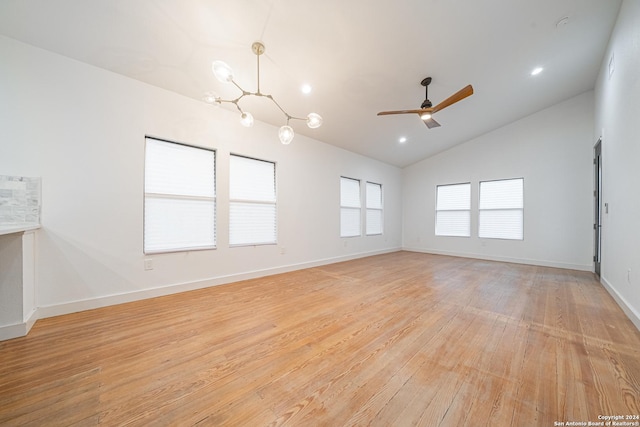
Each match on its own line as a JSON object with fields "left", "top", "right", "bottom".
{"left": 144, "top": 137, "right": 216, "bottom": 253}
{"left": 435, "top": 183, "right": 471, "bottom": 237}
{"left": 366, "top": 182, "right": 383, "bottom": 235}
{"left": 340, "top": 177, "right": 361, "bottom": 237}
{"left": 229, "top": 154, "right": 276, "bottom": 246}
{"left": 479, "top": 178, "right": 524, "bottom": 240}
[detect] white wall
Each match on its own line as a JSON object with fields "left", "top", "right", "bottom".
{"left": 0, "top": 35, "right": 402, "bottom": 322}
{"left": 402, "top": 91, "right": 595, "bottom": 271}
{"left": 594, "top": 0, "right": 640, "bottom": 329}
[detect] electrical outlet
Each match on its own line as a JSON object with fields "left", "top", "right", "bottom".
{"left": 144, "top": 259, "right": 154, "bottom": 270}
{"left": 280, "top": 247, "right": 286, "bottom": 255}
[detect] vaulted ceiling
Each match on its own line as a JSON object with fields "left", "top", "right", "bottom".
{"left": 0, "top": 0, "right": 622, "bottom": 167}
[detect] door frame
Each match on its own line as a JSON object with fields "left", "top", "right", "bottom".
{"left": 594, "top": 139, "right": 602, "bottom": 277}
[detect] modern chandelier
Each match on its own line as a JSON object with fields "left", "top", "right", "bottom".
{"left": 203, "top": 41, "right": 323, "bottom": 145}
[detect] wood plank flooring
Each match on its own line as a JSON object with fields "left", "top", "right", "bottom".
{"left": 1, "top": 251, "right": 639, "bottom": 426}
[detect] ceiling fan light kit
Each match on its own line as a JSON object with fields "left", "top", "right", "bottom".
{"left": 378, "top": 77, "right": 473, "bottom": 130}
{"left": 206, "top": 41, "right": 323, "bottom": 145}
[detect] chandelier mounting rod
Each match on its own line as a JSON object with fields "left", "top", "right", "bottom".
{"left": 252, "top": 41, "right": 264, "bottom": 95}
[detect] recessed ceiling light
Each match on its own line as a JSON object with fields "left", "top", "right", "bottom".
{"left": 301, "top": 84, "right": 312, "bottom": 94}
{"left": 531, "top": 67, "right": 544, "bottom": 76}
{"left": 399, "top": 136, "right": 407, "bottom": 144}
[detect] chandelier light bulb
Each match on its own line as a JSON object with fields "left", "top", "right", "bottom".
{"left": 240, "top": 112, "right": 254, "bottom": 127}
{"left": 306, "top": 112, "right": 323, "bottom": 129}
{"left": 202, "top": 91, "right": 221, "bottom": 107}
{"left": 279, "top": 125, "right": 294, "bottom": 145}
{"left": 212, "top": 60, "right": 234, "bottom": 83}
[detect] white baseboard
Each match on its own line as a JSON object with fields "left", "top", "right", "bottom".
{"left": 0, "top": 309, "right": 38, "bottom": 341}
{"left": 402, "top": 247, "right": 593, "bottom": 272}
{"left": 600, "top": 276, "right": 640, "bottom": 332}
{"left": 0, "top": 322, "right": 29, "bottom": 341}
{"left": 37, "top": 247, "right": 402, "bottom": 321}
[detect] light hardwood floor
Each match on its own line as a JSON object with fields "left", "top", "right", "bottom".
{"left": 1, "top": 252, "right": 639, "bottom": 426}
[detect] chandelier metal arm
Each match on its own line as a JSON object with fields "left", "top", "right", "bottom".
{"left": 265, "top": 94, "right": 305, "bottom": 122}
{"left": 256, "top": 47, "right": 261, "bottom": 95}
{"left": 231, "top": 80, "right": 245, "bottom": 93}
{"left": 219, "top": 81, "right": 303, "bottom": 123}
{"left": 215, "top": 94, "right": 245, "bottom": 114}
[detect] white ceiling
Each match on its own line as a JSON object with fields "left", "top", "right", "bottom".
{"left": 0, "top": 0, "right": 622, "bottom": 167}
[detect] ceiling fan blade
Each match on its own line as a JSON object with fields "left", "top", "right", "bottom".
{"left": 377, "top": 109, "right": 427, "bottom": 116}
{"left": 431, "top": 85, "right": 474, "bottom": 114}
{"left": 424, "top": 117, "right": 441, "bottom": 129}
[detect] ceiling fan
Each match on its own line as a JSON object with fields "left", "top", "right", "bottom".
{"left": 377, "top": 77, "right": 473, "bottom": 129}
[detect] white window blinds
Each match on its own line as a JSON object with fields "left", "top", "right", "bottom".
{"left": 435, "top": 183, "right": 471, "bottom": 237}
{"left": 340, "top": 177, "right": 361, "bottom": 237}
{"left": 144, "top": 137, "right": 216, "bottom": 253}
{"left": 366, "top": 182, "right": 383, "bottom": 235}
{"left": 479, "top": 178, "right": 524, "bottom": 240}
{"left": 229, "top": 155, "right": 276, "bottom": 246}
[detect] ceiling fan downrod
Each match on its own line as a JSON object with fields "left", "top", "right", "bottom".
{"left": 421, "top": 77, "right": 433, "bottom": 109}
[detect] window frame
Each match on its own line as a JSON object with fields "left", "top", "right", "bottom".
{"left": 365, "top": 181, "right": 383, "bottom": 236}
{"left": 435, "top": 182, "right": 471, "bottom": 237}
{"left": 229, "top": 154, "right": 277, "bottom": 247}
{"left": 340, "top": 176, "right": 362, "bottom": 238}
{"left": 143, "top": 136, "right": 216, "bottom": 254}
{"left": 478, "top": 177, "right": 524, "bottom": 240}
